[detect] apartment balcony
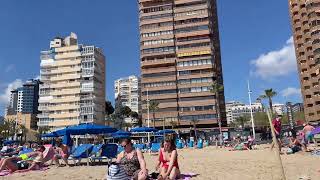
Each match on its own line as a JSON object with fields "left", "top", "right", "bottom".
{"left": 140, "top": 26, "right": 173, "bottom": 34}
{"left": 50, "top": 74, "right": 81, "bottom": 81}
{"left": 38, "top": 96, "right": 53, "bottom": 103}
{"left": 179, "top": 91, "right": 214, "bottom": 98}
{"left": 142, "top": 111, "right": 178, "bottom": 120}
{"left": 51, "top": 67, "right": 81, "bottom": 74}
{"left": 140, "top": 34, "right": 174, "bottom": 42}
{"left": 141, "top": 58, "right": 175, "bottom": 68}
{"left": 53, "top": 59, "right": 81, "bottom": 67}
{"left": 48, "top": 120, "right": 79, "bottom": 127}
{"left": 159, "top": 102, "right": 178, "bottom": 109}
{"left": 178, "top": 99, "right": 215, "bottom": 107}
{"left": 177, "top": 72, "right": 215, "bottom": 80}
{"left": 177, "top": 64, "right": 213, "bottom": 72}
{"left": 178, "top": 82, "right": 213, "bottom": 89}
{"left": 142, "top": 75, "right": 176, "bottom": 83}
{"left": 142, "top": 93, "right": 177, "bottom": 101}
{"left": 179, "top": 119, "right": 218, "bottom": 126}
{"left": 51, "top": 89, "right": 80, "bottom": 96}
{"left": 174, "top": 1, "right": 208, "bottom": 11}
{"left": 49, "top": 105, "right": 79, "bottom": 111}
{"left": 51, "top": 96, "right": 80, "bottom": 103}
{"left": 54, "top": 45, "right": 79, "bottom": 53}
{"left": 37, "top": 113, "right": 50, "bottom": 119}
{"left": 49, "top": 112, "right": 80, "bottom": 119}
{"left": 50, "top": 82, "right": 80, "bottom": 88}
{"left": 176, "top": 38, "right": 211, "bottom": 46}
{"left": 141, "top": 42, "right": 175, "bottom": 50}
{"left": 38, "top": 106, "right": 49, "bottom": 111}
{"left": 180, "top": 110, "right": 216, "bottom": 116}
{"left": 176, "top": 46, "right": 211, "bottom": 54}
{"left": 142, "top": 85, "right": 177, "bottom": 92}
{"left": 142, "top": 66, "right": 176, "bottom": 74}
{"left": 175, "top": 30, "right": 210, "bottom": 39}
{"left": 140, "top": 16, "right": 174, "bottom": 26}
{"left": 55, "top": 52, "right": 81, "bottom": 60}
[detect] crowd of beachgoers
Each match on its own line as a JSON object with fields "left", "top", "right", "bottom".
{"left": 0, "top": 116, "right": 319, "bottom": 179}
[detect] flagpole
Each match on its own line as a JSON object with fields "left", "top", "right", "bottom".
{"left": 247, "top": 80, "right": 256, "bottom": 139}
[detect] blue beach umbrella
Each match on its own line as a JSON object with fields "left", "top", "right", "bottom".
{"left": 130, "top": 127, "right": 158, "bottom": 133}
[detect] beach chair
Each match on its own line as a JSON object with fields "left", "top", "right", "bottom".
{"left": 133, "top": 144, "right": 146, "bottom": 152}
{"left": 117, "top": 145, "right": 124, "bottom": 154}
{"left": 188, "top": 141, "right": 194, "bottom": 148}
{"left": 89, "top": 144, "right": 118, "bottom": 165}
{"left": 176, "top": 142, "right": 183, "bottom": 149}
{"left": 18, "top": 148, "right": 33, "bottom": 155}
{"left": 68, "top": 144, "right": 93, "bottom": 165}
{"left": 150, "top": 143, "right": 161, "bottom": 154}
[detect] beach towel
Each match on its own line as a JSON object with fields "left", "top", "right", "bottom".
{"left": 0, "top": 170, "right": 10, "bottom": 176}
{"left": 149, "top": 172, "right": 197, "bottom": 180}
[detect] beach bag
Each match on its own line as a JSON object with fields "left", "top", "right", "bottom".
{"left": 106, "top": 162, "right": 129, "bottom": 180}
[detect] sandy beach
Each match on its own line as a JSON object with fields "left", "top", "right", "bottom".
{"left": 3, "top": 146, "right": 320, "bottom": 180}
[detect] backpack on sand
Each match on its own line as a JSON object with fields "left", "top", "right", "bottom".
{"left": 106, "top": 162, "right": 129, "bottom": 180}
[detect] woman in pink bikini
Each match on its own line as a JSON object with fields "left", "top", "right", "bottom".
{"left": 156, "top": 137, "right": 180, "bottom": 180}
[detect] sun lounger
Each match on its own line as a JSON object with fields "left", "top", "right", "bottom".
{"left": 117, "top": 145, "right": 124, "bottom": 154}
{"left": 68, "top": 144, "right": 93, "bottom": 165}
{"left": 89, "top": 144, "right": 117, "bottom": 165}
{"left": 150, "top": 143, "right": 161, "bottom": 153}
{"left": 133, "top": 144, "right": 146, "bottom": 152}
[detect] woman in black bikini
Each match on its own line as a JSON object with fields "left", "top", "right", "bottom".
{"left": 116, "top": 138, "right": 148, "bottom": 180}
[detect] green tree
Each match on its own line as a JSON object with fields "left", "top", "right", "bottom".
{"left": 253, "top": 112, "right": 269, "bottom": 127}
{"left": 259, "top": 89, "right": 277, "bottom": 115}
{"left": 234, "top": 115, "right": 250, "bottom": 129}
{"left": 36, "top": 126, "right": 50, "bottom": 142}
{"left": 105, "top": 101, "right": 115, "bottom": 115}
{"left": 149, "top": 100, "right": 159, "bottom": 128}
{"left": 210, "top": 81, "right": 224, "bottom": 140}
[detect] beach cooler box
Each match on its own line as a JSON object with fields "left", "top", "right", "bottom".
{"left": 188, "top": 141, "right": 194, "bottom": 148}
{"left": 176, "top": 142, "right": 183, "bottom": 149}
{"left": 197, "top": 142, "right": 203, "bottom": 149}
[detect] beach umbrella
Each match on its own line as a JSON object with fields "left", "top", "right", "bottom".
{"left": 156, "top": 129, "right": 176, "bottom": 135}
{"left": 112, "top": 130, "right": 131, "bottom": 139}
{"left": 130, "top": 127, "right": 158, "bottom": 133}
{"left": 311, "top": 127, "right": 320, "bottom": 135}
{"left": 67, "top": 123, "right": 117, "bottom": 135}
{"left": 41, "top": 132, "right": 59, "bottom": 138}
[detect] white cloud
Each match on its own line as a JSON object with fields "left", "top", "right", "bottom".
{"left": 281, "top": 87, "right": 301, "bottom": 97}
{"left": 0, "top": 79, "right": 23, "bottom": 106}
{"left": 5, "top": 64, "right": 15, "bottom": 73}
{"left": 250, "top": 37, "right": 297, "bottom": 80}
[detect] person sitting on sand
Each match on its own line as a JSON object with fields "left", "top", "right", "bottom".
{"left": 116, "top": 138, "right": 148, "bottom": 180}
{"left": 286, "top": 136, "right": 303, "bottom": 154}
{"left": 0, "top": 145, "right": 46, "bottom": 173}
{"left": 155, "top": 137, "right": 180, "bottom": 180}
{"left": 51, "top": 140, "right": 69, "bottom": 167}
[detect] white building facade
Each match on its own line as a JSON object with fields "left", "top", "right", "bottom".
{"left": 226, "top": 101, "right": 263, "bottom": 124}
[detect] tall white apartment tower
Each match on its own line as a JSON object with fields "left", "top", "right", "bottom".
{"left": 114, "top": 75, "right": 140, "bottom": 114}
{"left": 38, "top": 32, "right": 106, "bottom": 130}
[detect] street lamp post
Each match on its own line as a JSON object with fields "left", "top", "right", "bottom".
{"left": 247, "top": 81, "right": 256, "bottom": 139}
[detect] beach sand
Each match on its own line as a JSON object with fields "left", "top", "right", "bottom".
{"left": 4, "top": 146, "right": 320, "bottom": 180}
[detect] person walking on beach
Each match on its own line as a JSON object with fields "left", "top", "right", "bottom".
{"left": 271, "top": 115, "right": 282, "bottom": 151}
{"left": 302, "top": 123, "right": 316, "bottom": 145}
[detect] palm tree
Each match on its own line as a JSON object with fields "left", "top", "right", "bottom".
{"left": 210, "top": 81, "right": 224, "bottom": 141}
{"left": 190, "top": 118, "right": 199, "bottom": 140}
{"left": 18, "top": 124, "right": 28, "bottom": 143}
{"left": 169, "top": 120, "right": 177, "bottom": 130}
{"left": 259, "top": 89, "right": 277, "bottom": 115}
{"left": 149, "top": 100, "right": 159, "bottom": 128}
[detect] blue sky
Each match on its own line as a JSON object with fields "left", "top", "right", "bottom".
{"left": 0, "top": 0, "right": 301, "bottom": 115}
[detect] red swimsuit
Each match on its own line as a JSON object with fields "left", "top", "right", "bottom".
{"left": 159, "top": 149, "right": 179, "bottom": 169}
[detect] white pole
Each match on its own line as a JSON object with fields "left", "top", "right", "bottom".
{"left": 147, "top": 89, "right": 150, "bottom": 144}
{"left": 247, "top": 80, "right": 256, "bottom": 140}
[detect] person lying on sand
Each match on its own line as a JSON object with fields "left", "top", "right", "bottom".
{"left": 155, "top": 137, "right": 181, "bottom": 180}
{"left": 0, "top": 145, "right": 46, "bottom": 173}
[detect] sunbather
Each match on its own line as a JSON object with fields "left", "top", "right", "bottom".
{"left": 116, "top": 138, "right": 148, "bottom": 180}
{"left": 287, "top": 136, "right": 303, "bottom": 154}
{"left": 51, "top": 140, "right": 69, "bottom": 167}
{"left": 156, "top": 137, "right": 180, "bottom": 180}
{"left": 0, "top": 145, "right": 45, "bottom": 173}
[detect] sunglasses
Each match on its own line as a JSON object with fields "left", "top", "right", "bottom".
{"left": 121, "top": 144, "right": 128, "bottom": 148}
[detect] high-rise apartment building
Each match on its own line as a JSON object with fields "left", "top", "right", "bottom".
{"left": 6, "top": 79, "right": 40, "bottom": 115}
{"left": 114, "top": 75, "right": 140, "bottom": 113}
{"left": 138, "top": 0, "right": 226, "bottom": 129}
{"left": 225, "top": 101, "right": 263, "bottom": 124}
{"left": 38, "top": 33, "right": 106, "bottom": 130}
{"left": 289, "top": 0, "right": 320, "bottom": 122}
